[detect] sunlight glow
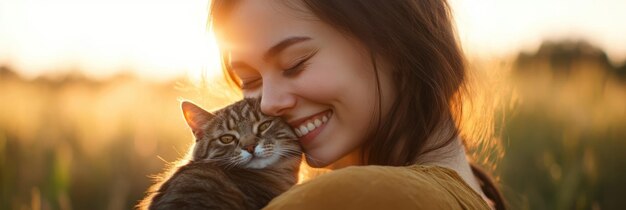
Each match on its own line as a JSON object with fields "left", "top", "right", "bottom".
{"left": 0, "top": 0, "right": 223, "bottom": 81}
{"left": 297, "top": 160, "right": 330, "bottom": 184}
{"left": 0, "top": 0, "right": 624, "bottom": 80}
{"left": 451, "top": 0, "right": 626, "bottom": 63}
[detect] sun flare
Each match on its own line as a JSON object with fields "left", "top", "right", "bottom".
{"left": 0, "top": 0, "right": 224, "bottom": 81}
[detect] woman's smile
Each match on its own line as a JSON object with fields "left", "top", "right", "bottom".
{"left": 288, "top": 110, "right": 333, "bottom": 146}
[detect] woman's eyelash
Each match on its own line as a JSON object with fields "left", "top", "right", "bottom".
{"left": 283, "top": 60, "right": 309, "bottom": 77}
{"left": 241, "top": 78, "right": 261, "bottom": 89}
{"left": 283, "top": 49, "right": 318, "bottom": 77}
{"left": 240, "top": 49, "right": 318, "bottom": 89}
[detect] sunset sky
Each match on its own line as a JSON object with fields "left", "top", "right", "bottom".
{"left": 1, "top": 0, "right": 625, "bottom": 81}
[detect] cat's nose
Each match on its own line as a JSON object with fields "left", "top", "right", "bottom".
{"left": 244, "top": 143, "right": 257, "bottom": 154}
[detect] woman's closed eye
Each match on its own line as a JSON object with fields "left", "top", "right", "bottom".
{"left": 283, "top": 59, "right": 309, "bottom": 77}
{"left": 241, "top": 78, "right": 262, "bottom": 90}
{"left": 239, "top": 49, "right": 319, "bottom": 90}
{"left": 283, "top": 48, "right": 318, "bottom": 77}
{"left": 240, "top": 61, "right": 307, "bottom": 89}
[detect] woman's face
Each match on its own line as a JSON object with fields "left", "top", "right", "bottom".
{"left": 219, "top": 0, "right": 394, "bottom": 167}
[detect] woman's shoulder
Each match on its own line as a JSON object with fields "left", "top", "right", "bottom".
{"left": 263, "top": 165, "right": 490, "bottom": 210}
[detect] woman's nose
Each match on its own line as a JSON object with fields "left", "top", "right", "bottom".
{"left": 259, "top": 79, "right": 296, "bottom": 116}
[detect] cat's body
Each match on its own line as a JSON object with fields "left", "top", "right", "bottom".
{"left": 145, "top": 158, "right": 300, "bottom": 210}
{"left": 139, "top": 98, "right": 302, "bottom": 210}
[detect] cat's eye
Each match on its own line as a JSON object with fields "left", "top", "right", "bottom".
{"left": 258, "top": 121, "right": 271, "bottom": 133}
{"left": 218, "top": 134, "right": 236, "bottom": 144}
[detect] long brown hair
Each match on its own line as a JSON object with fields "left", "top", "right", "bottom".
{"left": 209, "top": 0, "right": 505, "bottom": 209}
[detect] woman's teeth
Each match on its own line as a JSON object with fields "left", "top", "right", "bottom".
{"left": 295, "top": 112, "right": 332, "bottom": 137}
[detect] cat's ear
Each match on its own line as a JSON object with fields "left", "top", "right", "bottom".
{"left": 181, "top": 101, "right": 214, "bottom": 139}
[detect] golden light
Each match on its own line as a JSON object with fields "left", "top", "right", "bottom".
{"left": 450, "top": 0, "right": 626, "bottom": 63}
{"left": 1, "top": 0, "right": 625, "bottom": 80}
{"left": 297, "top": 159, "right": 331, "bottom": 184}
{"left": 0, "top": 0, "right": 224, "bottom": 82}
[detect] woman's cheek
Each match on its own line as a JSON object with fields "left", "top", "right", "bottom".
{"left": 292, "top": 62, "right": 343, "bottom": 102}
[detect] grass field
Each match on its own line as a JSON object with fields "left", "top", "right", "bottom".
{"left": 1, "top": 40, "right": 625, "bottom": 210}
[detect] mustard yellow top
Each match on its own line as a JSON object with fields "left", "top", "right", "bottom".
{"left": 263, "top": 165, "right": 491, "bottom": 210}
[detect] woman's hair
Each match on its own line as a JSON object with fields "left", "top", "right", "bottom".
{"left": 208, "top": 0, "right": 505, "bottom": 209}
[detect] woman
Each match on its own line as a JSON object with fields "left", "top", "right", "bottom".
{"left": 209, "top": 0, "right": 505, "bottom": 209}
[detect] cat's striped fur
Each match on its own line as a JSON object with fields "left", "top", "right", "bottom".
{"left": 138, "top": 98, "right": 302, "bottom": 210}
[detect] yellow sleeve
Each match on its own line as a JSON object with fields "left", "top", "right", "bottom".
{"left": 263, "top": 165, "right": 484, "bottom": 210}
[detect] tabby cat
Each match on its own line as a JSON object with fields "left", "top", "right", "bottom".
{"left": 138, "top": 98, "right": 302, "bottom": 210}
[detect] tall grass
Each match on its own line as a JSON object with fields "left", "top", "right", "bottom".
{"left": 0, "top": 40, "right": 625, "bottom": 209}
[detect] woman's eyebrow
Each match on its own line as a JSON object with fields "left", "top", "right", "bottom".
{"left": 262, "top": 36, "right": 311, "bottom": 61}
{"left": 229, "top": 36, "right": 311, "bottom": 70}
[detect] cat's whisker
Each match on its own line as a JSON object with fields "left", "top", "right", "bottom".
{"left": 223, "top": 158, "right": 241, "bottom": 170}
{"left": 275, "top": 147, "right": 300, "bottom": 153}
{"left": 277, "top": 153, "right": 302, "bottom": 160}
{"left": 279, "top": 148, "right": 302, "bottom": 153}
{"left": 233, "top": 155, "right": 251, "bottom": 167}
{"left": 277, "top": 151, "right": 302, "bottom": 158}
{"left": 277, "top": 149, "right": 303, "bottom": 156}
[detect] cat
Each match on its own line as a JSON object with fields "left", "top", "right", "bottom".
{"left": 138, "top": 98, "right": 302, "bottom": 210}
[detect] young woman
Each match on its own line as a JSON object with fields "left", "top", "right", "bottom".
{"left": 209, "top": 0, "right": 505, "bottom": 209}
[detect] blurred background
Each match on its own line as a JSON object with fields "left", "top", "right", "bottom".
{"left": 1, "top": 0, "right": 625, "bottom": 209}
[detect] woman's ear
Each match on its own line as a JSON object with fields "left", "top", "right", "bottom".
{"left": 181, "top": 101, "right": 215, "bottom": 139}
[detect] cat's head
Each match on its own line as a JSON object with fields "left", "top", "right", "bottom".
{"left": 181, "top": 98, "right": 301, "bottom": 169}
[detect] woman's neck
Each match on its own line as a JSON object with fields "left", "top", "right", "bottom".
{"left": 326, "top": 147, "right": 363, "bottom": 169}
{"left": 415, "top": 135, "right": 493, "bottom": 209}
